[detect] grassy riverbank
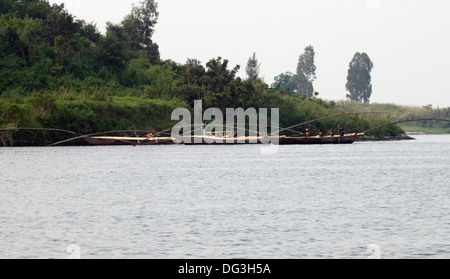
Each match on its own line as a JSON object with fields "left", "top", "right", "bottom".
{"left": 338, "top": 102, "right": 450, "bottom": 134}
{"left": 1, "top": 91, "right": 406, "bottom": 146}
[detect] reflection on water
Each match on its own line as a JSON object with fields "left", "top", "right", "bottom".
{"left": 0, "top": 135, "right": 449, "bottom": 259}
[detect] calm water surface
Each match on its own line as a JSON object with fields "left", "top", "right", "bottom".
{"left": 0, "top": 135, "right": 449, "bottom": 259}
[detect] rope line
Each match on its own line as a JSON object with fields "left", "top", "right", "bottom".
{"left": 0, "top": 127, "right": 78, "bottom": 135}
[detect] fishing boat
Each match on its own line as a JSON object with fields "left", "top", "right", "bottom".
{"left": 82, "top": 133, "right": 365, "bottom": 146}
{"left": 278, "top": 133, "right": 364, "bottom": 145}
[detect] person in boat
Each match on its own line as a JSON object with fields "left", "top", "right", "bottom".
{"left": 133, "top": 131, "right": 141, "bottom": 144}
{"left": 305, "top": 128, "right": 311, "bottom": 138}
{"left": 328, "top": 128, "right": 334, "bottom": 137}
{"left": 146, "top": 132, "right": 153, "bottom": 138}
{"left": 318, "top": 129, "right": 324, "bottom": 138}
{"left": 339, "top": 127, "right": 345, "bottom": 137}
{"left": 201, "top": 120, "right": 207, "bottom": 136}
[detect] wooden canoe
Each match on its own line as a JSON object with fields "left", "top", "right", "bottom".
{"left": 278, "top": 133, "right": 364, "bottom": 145}
{"left": 83, "top": 133, "right": 364, "bottom": 146}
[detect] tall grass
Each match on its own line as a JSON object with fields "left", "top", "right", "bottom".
{"left": 337, "top": 101, "right": 450, "bottom": 133}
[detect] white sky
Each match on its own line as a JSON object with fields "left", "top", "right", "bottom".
{"left": 48, "top": 0, "right": 450, "bottom": 108}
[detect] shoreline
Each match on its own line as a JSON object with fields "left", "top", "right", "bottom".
{"left": 357, "top": 134, "right": 415, "bottom": 142}
{"left": 358, "top": 132, "right": 450, "bottom": 142}
{"left": 405, "top": 132, "right": 450, "bottom": 135}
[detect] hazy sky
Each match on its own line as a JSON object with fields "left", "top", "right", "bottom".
{"left": 48, "top": 0, "right": 450, "bottom": 108}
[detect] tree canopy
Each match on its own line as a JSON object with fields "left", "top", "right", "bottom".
{"left": 122, "top": 0, "right": 159, "bottom": 55}
{"left": 246, "top": 52, "right": 261, "bottom": 80}
{"left": 272, "top": 45, "right": 317, "bottom": 98}
{"left": 296, "top": 45, "right": 316, "bottom": 97}
{"left": 346, "top": 52, "right": 374, "bottom": 103}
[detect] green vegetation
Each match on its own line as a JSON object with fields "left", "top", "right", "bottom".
{"left": 245, "top": 53, "right": 261, "bottom": 81}
{"left": 339, "top": 102, "right": 450, "bottom": 134}
{"left": 346, "top": 52, "right": 373, "bottom": 103}
{"left": 0, "top": 0, "right": 408, "bottom": 146}
{"left": 272, "top": 45, "right": 317, "bottom": 98}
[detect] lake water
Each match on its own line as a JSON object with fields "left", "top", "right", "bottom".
{"left": 0, "top": 135, "right": 449, "bottom": 259}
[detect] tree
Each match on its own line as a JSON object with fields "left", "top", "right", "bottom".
{"left": 181, "top": 59, "right": 205, "bottom": 86}
{"left": 43, "top": 3, "right": 78, "bottom": 43}
{"left": 272, "top": 72, "right": 297, "bottom": 92}
{"left": 205, "top": 57, "right": 240, "bottom": 93}
{"left": 186, "top": 58, "right": 202, "bottom": 67}
{"left": 346, "top": 52, "right": 373, "bottom": 103}
{"left": 204, "top": 57, "right": 241, "bottom": 109}
{"left": 95, "top": 23, "right": 128, "bottom": 76}
{"left": 245, "top": 52, "right": 260, "bottom": 80}
{"left": 122, "top": 0, "right": 159, "bottom": 54}
{"left": 296, "top": 45, "right": 316, "bottom": 97}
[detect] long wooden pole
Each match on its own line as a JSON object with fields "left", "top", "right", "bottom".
{"left": 0, "top": 127, "right": 78, "bottom": 135}
{"left": 48, "top": 129, "right": 156, "bottom": 146}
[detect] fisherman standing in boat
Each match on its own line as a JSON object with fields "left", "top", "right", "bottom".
{"left": 201, "top": 120, "right": 207, "bottom": 136}
{"left": 305, "top": 128, "right": 311, "bottom": 138}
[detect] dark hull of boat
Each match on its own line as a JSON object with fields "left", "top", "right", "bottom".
{"left": 278, "top": 135, "right": 360, "bottom": 145}
{"left": 84, "top": 134, "right": 363, "bottom": 146}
